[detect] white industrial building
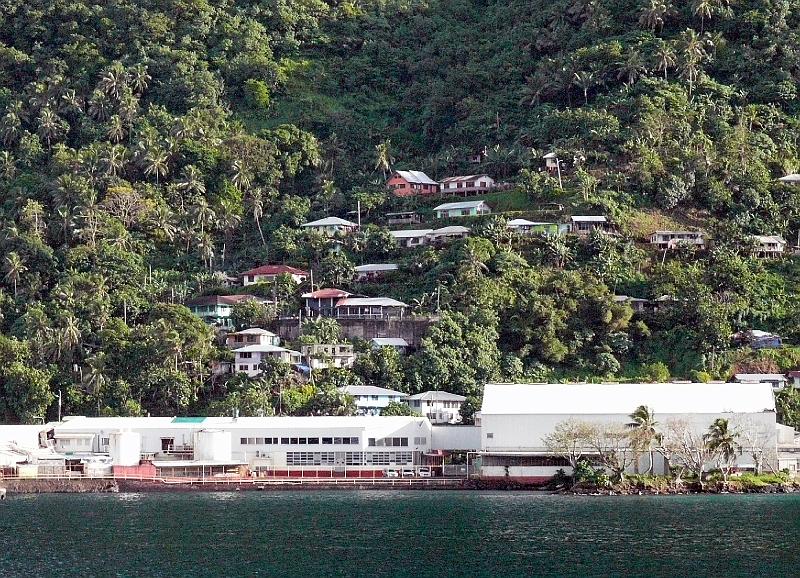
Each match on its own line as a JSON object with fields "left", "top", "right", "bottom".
{"left": 39, "top": 415, "right": 436, "bottom": 478}
{"left": 479, "top": 382, "right": 779, "bottom": 482}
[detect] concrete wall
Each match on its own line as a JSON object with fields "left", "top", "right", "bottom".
{"left": 431, "top": 426, "right": 481, "bottom": 451}
{"left": 275, "top": 317, "right": 434, "bottom": 347}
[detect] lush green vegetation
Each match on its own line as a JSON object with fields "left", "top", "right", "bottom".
{"left": 0, "top": 0, "right": 798, "bottom": 422}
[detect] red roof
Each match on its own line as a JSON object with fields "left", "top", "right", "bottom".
{"left": 301, "top": 289, "right": 352, "bottom": 299}
{"left": 788, "top": 371, "right": 800, "bottom": 378}
{"left": 240, "top": 265, "right": 309, "bottom": 277}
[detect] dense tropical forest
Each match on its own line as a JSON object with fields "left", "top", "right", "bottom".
{"left": 0, "top": 0, "right": 799, "bottom": 424}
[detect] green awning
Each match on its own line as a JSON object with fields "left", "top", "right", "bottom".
{"left": 171, "top": 417, "right": 206, "bottom": 423}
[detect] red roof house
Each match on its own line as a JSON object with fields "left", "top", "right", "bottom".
{"left": 386, "top": 170, "right": 439, "bottom": 198}
{"left": 241, "top": 265, "right": 309, "bottom": 285}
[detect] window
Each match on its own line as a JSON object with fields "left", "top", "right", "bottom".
{"left": 412, "top": 400, "right": 420, "bottom": 408}
{"left": 238, "top": 365, "right": 249, "bottom": 371}
{"left": 256, "top": 438, "right": 264, "bottom": 445}
{"left": 333, "top": 437, "right": 342, "bottom": 444}
{"left": 413, "top": 437, "right": 427, "bottom": 445}
{"left": 298, "top": 438, "right": 307, "bottom": 445}
{"left": 486, "top": 433, "right": 494, "bottom": 439}
{"left": 240, "top": 437, "right": 248, "bottom": 445}
{"left": 322, "top": 437, "right": 333, "bottom": 445}
{"left": 247, "top": 438, "right": 256, "bottom": 445}
{"left": 368, "top": 438, "right": 376, "bottom": 447}
{"left": 281, "top": 437, "right": 289, "bottom": 445}
{"left": 290, "top": 437, "right": 298, "bottom": 444}
{"left": 308, "top": 437, "right": 319, "bottom": 445}
{"left": 101, "top": 437, "right": 110, "bottom": 446}
{"left": 350, "top": 437, "right": 359, "bottom": 445}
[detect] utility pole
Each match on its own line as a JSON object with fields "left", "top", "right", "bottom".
{"left": 357, "top": 199, "right": 362, "bottom": 229}
{"left": 57, "top": 390, "right": 62, "bottom": 422}
{"left": 556, "top": 158, "right": 563, "bottom": 190}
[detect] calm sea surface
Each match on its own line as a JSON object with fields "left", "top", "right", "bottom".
{"left": 0, "top": 491, "right": 797, "bottom": 577}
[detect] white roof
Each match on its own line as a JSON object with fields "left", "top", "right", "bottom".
{"left": 652, "top": 230, "right": 703, "bottom": 236}
{"left": 234, "top": 344, "right": 298, "bottom": 354}
{"left": 337, "top": 297, "right": 408, "bottom": 308}
{"left": 431, "top": 225, "right": 470, "bottom": 235}
{"left": 355, "top": 264, "right": 399, "bottom": 273}
{"left": 734, "top": 374, "right": 787, "bottom": 383}
{"left": 778, "top": 173, "right": 800, "bottom": 183}
{"left": 754, "top": 235, "right": 786, "bottom": 244}
{"left": 371, "top": 337, "right": 409, "bottom": 347}
{"left": 51, "top": 415, "right": 428, "bottom": 432}
{"left": 542, "top": 152, "right": 558, "bottom": 159}
{"left": 571, "top": 215, "right": 607, "bottom": 223}
{"left": 481, "top": 382, "right": 776, "bottom": 415}
{"left": 406, "top": 391, "right": 466, "bottom": 401}
{"left": 613, "top": 295, "right": 649, "bottom": 303}
{"left": 507, "top": 219, "right": 553, "bottom": 227}
{"left": 439, "top": 175, "right": 491, "bottom": 183}
{"left": 230, "top": 328, "right": 277, "bottom": 336}
{"left": 433, "top": 200, "right": 489, "bottom": 211}
{"left": 301, "top": 217, "right": 358, "bottom": 228}
{"left": 389, "top": 229, "right": 433, "bottom": 238}
{"left": 339, "top": 385, "right": 406, "bottom": 397}
{"left": 394, "top": 170, "right": 438, "bottom": 185}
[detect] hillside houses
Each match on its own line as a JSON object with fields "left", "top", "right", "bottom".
{"left": 569, "top": 215, "right": 614, "bottom": 236}
{"left": 386, "top": 170, "right": 439, "bottom": 197}
{"left": 301, "top": 289, "right": 408, "bottom": 319}
{"left": 240, "top": 265, "right": 308, "bottom": 285}
{"left": 438, "top": 175, "right": 495, "bottom": 196}
{"left": 433, "top": 200, "right": 491, "bottom": 219}
{"left": 234, "top": 344, "right": 302, "bottom": 376}
{"left": 226, "top": 328, "right": 280, "bottom": 348}
{"left": 300, "top": 216, "right": 358, "bottom": 236}
{"left": 388, "top": 229, "right": 434, "bottom": 248}
{"left": 507, "top": 219, "right": 558, "bottom": 235}
{"left": 354, "top": 263, "right": 399, "bottom": 281}
{"left": 649, "top": 231, "right": 706, "bottom": 250}
{"left": 185, "top": 294, "right": 266, "bottom": 329}
{"left": 753, "top": 235, "right": 786, "bottom": 258}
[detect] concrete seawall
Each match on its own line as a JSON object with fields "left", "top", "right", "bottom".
{"left": 1, "top": 479, "right": 119, "bottom": 494}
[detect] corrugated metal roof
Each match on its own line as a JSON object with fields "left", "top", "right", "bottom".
{"left": 393, "top": 170, "right": 438, "bottom": 185}
{"left": 234, "top": 344, "right": 299, "bottom": 354}
{"left": 481, "top": 382, "right": 776, "bottom": 415}
{"left": 339, "top": 385, "right": 406, "bottom": 397}
{"left": 301, "top": 289, "right": 352, "bottom": 299}
{"left": 336, "top": 297, "right": 408, "bottom": 307}
{"left": 406, "top": 391, "right": 466, "bottom": 401}
{"left": 778, "top": 173, "right": 800, "bottom": 183}
{"left": 571, "top": 215, "right": 607, "bottom": 222}
{"left": 507, "top": 219, "right": 554, "bottom": 227}
{"left": 354, "top": 264, "right": 399, "bottom": 272}
{"left": 240, "top": 264, "right": 308, "bottom": 277}
{"left": 389, "top": 229, "right": 433, "bottom": 238}
{"left": 439, "top": 174, "right": 491, "bottom": 183}
{"left": 431, "top": 225, "right": 470, "bottom": 235}
{"left": 301, "top": 217, "right": 358, "bottom": 227}
{"left": 433, "top": 200, "right": 489, "bottom": 211}
{"left": 371, "top": 337, "right": 409, "bottom": 347}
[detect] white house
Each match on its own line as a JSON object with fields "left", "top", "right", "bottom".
{"left": 300, "top": 216, "right": 359, "bottom": 236}
{"left": 438, "top": 175, "right": 495, "bottom": 196}
{"left": 389, "top": 229, "right": 433, "bottom": 248}
{"left": 752, "top": 235, "right": 786, "bottom": 258}
{"left": 478, "top": 382, "right": 778, "bottom": 483}
{"left": 339, "top": 385, "right": 407, "bottom": 416}
{"left": 778, "top": 174, "right": 800, "bottom": 185}
{"left": 734, "top": 373, "right": 788, "bottom": 391}
{"left": 234, "top": 344, "right": 302, "bottom": 376}
{"left": 506, "top": 219, "right": 559, "bottom": 235}
{"left": 300, "top": 343, "right": 356, "bottom": 370}
{"left": 404, "top": 391, "right": 466, "bottom": 424}
{"left": 428, "top": 225, "right": 470, "bottom": 244}
{"left": 649, "top": 231, "right": 706, "bottom": 250}
{"left": 354, "top": 263, "right": 399, "bottom": 282}
{"left": 569, "top": 216, "right": 612, "bottom": 236}
{"left": 433, "top": 200, "right": 491, "bottom": 219}
{"left": 226, "top": 328, "right": 280, "bottom": 349}
{"left": 240, "top": 265, "right": 309, "bottom": 285}
{"left": 370, "top": 337, "right": 410, "bottom": 354}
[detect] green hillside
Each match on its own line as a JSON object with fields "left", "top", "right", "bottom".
{"left": 0, "top": 0, "right": 799, "bottom": 425}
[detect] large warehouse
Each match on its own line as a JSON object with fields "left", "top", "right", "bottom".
{"left": 479, "top": 382, "right": 779, "bottom": 482}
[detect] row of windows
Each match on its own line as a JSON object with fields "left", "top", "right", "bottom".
{"left": 410, "top": 400, "right": 462, "bottom": 409}
{"left": 240, "top": 437, "right": 359, "bottom": 446}
{"left": 368, "top": 437, "right": 408, "bottom": 447}
{"left": 284, "top": 451, "right": 416, "bottom": 466}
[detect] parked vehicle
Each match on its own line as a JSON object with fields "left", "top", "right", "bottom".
{"left": 401, "top": 469, "right": 415, "bottom": 477}
{"left": 386, "top": 469, "right": 399, "bottom": 478}
{"left": 418, "top": 467, "right": 432, "bottom": 477}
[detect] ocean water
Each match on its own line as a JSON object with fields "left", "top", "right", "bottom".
{"left": 0, "top": 491, "right": 798, "bottom": 577}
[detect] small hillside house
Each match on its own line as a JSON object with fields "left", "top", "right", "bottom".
{"left": 354, "top": 263, "right": 399, "bottom": 282}
{"left": 404, "top": 391, "right": 466, "bottom": 424}
{"left": 389, "top": 229, "right": 433, "bottom": 248}
{"left": 386, "top": 170, "right": 439, "bottom": 197}
{"left": 185, "top": 294, "right": 263, "bottom": 329}
{"left": 339, "top": 385, "right": 406, "bottom": 416}
{"left": 753, "top": 235, "right": 786, "bottom": 258}
{"left": 234, "top": 344, "right": 302, "bottom": 376}
{"left": 386, "top": 211, "right": 422, "bottom": 226}
{"left": 734, "top": 373, "right": 788, "bottom": 391}
{"left": 370, "top": 337, "right": 410, "bottom": 354}
{"left": 732, "top": 329, "right": 783, "bottom": 349}
{"left": 543, "top": 152, "right": 560, "bottom": 175}
{"left": 613, "top": 295, "right": 652, "bottom": 314}
{"left": 507, "top": 219, "right": 559, "bottom": 235}
{"left": 300, "top": 216, "right": 359, "bottom": 236}
{"left": 778, "top": 174, "right": 800, "bottom": 185}
{"left": 649, "top": 231, "right": 706, "bottom": 250}
{"left": 240, "top": 264, "right": 308, "bottom": 285}
{"left": 226, "top": 328, "right": 280, "bottom": 349}
{"left": 301, "top": 288, "right": 353, "bottom": 317}
{"left": 428, "top": 225, "right": 470, "bottom": 244}
{"left": 438, "top": 175, "right": 495, "bottom": 196}
{"left": 433, "top": 200, "right": 491, "bottom": 219}
{"left": 334, "top": 297, "right": 408, "bottom": 319}
{"left": 569, "top": 215, "right": 613, "bottom": 236}
{"left": 301, "top": 343, "right": 356, "bottom": 370}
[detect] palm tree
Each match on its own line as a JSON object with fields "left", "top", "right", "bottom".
{"left": 87, "top": 89, "right": 112, "bottom": 122}
{"left": 0, "top": 111, "right": 22, "bottom": 146}
{"left": 617, "top": 52, "right": 648, "bottom": 86}
{"left": 638, "top": 0, "right": 669, "bottom": 33}
{"left": 58, "top": 314, "right": 82, "bottom": 364}
{"left": 129, "top": 64, "right": 151, "bottom": 95}
{"left": 82, "top": 352, "right": 108, "bottom": 415}
{"left": 572, "top": 71, "right": 595, "bottom": 105}
{"left": 4, "top": 252, "right": 26, "bottom": 297}
{"left": 102, "top": 144, "right": 127, "bottom": 178}
{"left": 230, "top": 159, "right": 252, "bottom": 192}
{"left": 106, "top": 115, "right": 126, "bottom": 143}
{"left": 247, "top": 189, "right": 267, "bottom": 247}
{"left": 629, "top": 406, "right": 659, "bottom": 474}
{"left": 654, "top": 41, "right": 677, "bottom": 80}
{"left": 374, "top": 139, "right": 394, "bottom": 179}
{"left": 37, "top": 107, "right": 66, "bottom": 147}
{"left": 679, "top": 29, "right": 706, "bottom": 95}
{"left": 705, "top": 418, "right": 740, "bottom": 482}
{"left": 98, "top": 63, "right": 129, "bottom": 101}
{"left": 142, "top": 149, "right": 169, "bottom": 183}
{"left": 0, "top": 151, "right": 17, "bottom": 181}
{"left": 692, "top": 0, "right": 713, "bottom": 33}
